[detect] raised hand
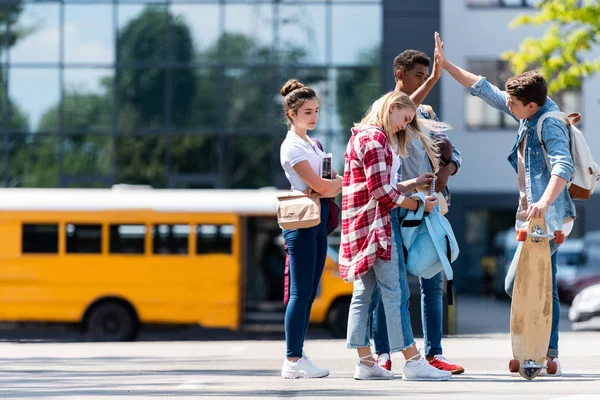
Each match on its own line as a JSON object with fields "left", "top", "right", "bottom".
{"left": 434, "top": 31, "right": 447, "bottom": 69}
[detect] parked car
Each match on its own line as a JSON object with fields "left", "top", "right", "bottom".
{"left": 569, "top": 283, "right": 600, "bottom": 331}
{"left": 560, "top": 230, "right": 600, "bottom": 304}
{"left": 493, "top": 228, "right": 585, "bottom": 302}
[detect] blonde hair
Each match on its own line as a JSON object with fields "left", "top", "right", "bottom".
{"left": 355, "top": 91, "right": 449, "bottom": 172}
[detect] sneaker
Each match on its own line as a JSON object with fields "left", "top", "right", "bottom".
{"left": 403, "top": 355, "right": 452, "bottom": 381}
{"left": 377, "top": 353, "right": 392, "bottom": 371}
{"left": 354, "top": 362, "right": 394, "bottom": 380}
{"left": 428, "top": 354, "right": 465, "bottom": 375}
{"left": 541, "top": 358, "right": 562, "bottom": 377}
{"left": 281, "top": 356, "right": 329, "bottom": 379}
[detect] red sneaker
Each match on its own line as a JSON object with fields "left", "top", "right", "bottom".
{"left": 428, "top": 355, "right": 464, "bottom": 375}
{"left": 377, "top": 353, "right": 392, "bottom": 371}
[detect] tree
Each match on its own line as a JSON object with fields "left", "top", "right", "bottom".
{"left": 336, "top": 46, "right": 381, "bottom": 140}
{"left": 30, "top": 7, "right": 309, "bottom": 189}
{"left": 501, "top": 0, "right": 600, "bottom": 94}
{"left": 1, "top": 1, "right": 39, "bottom": 187}
{"left": 117, "top": 7, "right": 196, "bottom": 128}
{"left": 114, "top": 6, "right": 197, "bottom": 187}
{"left": 0, "top": 1, "right": 31, "bottom": 50}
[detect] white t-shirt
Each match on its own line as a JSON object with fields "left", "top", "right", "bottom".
{"left": 391, "top": 150, "right": 401, "bottom": 185}
{"left": 280, "top": 131, "right": 324, "bottom": 192}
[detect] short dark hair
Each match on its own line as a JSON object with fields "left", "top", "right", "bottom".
{"left": 505, "top": 71, "right": 547, "bottom": 107}
{"left": 393, "top": 50, "right": 431, "bottom": 82}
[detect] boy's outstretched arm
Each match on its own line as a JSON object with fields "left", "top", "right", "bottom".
{"left": 435, "top": 32, "right": 516, "bottom": 120}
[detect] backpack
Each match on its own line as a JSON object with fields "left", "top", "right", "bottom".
{"left": 399, "top": 193, "right": 459, "bottom": 304}
{"left": 536, "top": 111, "right": 600, "bottom": 200}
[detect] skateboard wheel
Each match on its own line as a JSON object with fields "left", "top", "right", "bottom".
{"left": 516, "top": 229, "right": 528, "bottom": 242}
{"left": 554, "top": 230, "right": 565, "bottom": 244}
{"left": 547, "top": 361, "right": 558, "bottom": 375}
{"left": 509, "top": 359, "right": 520, "bottom": 373}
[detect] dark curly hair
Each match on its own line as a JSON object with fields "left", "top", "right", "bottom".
{"left": 393, "top": 50, "right": 431, "bottom": 82}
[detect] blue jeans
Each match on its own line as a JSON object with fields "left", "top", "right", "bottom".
{"left": 505, "top": 242, "right": 560, "bottom": 358}
{"left": 362, "top": 209, "right": 415, "bottom": 353}
{"left": 371, "top": 208, "right": 443, "bottom": 356}
{"left": 346, "top": 228, "right": 411, "bottom": 353}
{"left": 283, "top": 199, "right": 329, "bottom": 358}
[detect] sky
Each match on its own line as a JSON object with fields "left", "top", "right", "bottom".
{"left": 7, "top": 2, "right": 381, "bottom": 133}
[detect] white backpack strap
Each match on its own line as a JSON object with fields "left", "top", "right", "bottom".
{"left": 536, "top": 111, "right": 568, "bottom": 171}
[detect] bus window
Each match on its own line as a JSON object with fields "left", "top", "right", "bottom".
{"left": 22, "top": 224, "right": 59, "bottom": 254}
{"left": 66, "top": 224, "right": 102, "bottom": 254}
{"left": 196, "top": 224, "right": 234, "bottom": 255}
{"left": 152, "top": 224, "right": 189, "bottom": 255}
{"left": 109, "top": 224, "right": 145, "bottom": 254}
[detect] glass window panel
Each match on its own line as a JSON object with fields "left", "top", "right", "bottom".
{"left": 196, "top": 224, "right": 234, "bottom": 255}
{"left": 333, "top": 66, "right": 381, "bottom": 141}
{"left": 63, "top": 135, "right": 112, "bottom": 176}
{"left": 109, "top": 224, "right": 146, "bottom": 255}
{"left": 466, "top": 60, "right": 521, "bottom": 129}
{"left": 66, "top": 224, "right": 102, "bottom": 254}
{"left": 279, "top": 4, "right": 326, "bottom": 65}
{"left": 465, "top": 94, "right": 501, "bottom": 129}
{"left": 115, "top": 135, "right": 166, "bottom": 188}
{"left": 10, "top": 134, "right": 60, "bottom": 187}
{"left": 223, "top": 4, "right": 273, "bottom": 64}
{"left": 0, "top": 68, "right": 28, "bottom": 131}
{"left": 556, "top": 91, "right": 581, "bottom": 116}
{"left": 65, "top": 4, "right": 114, "bottom": 64}
{"left": 152, "top": 224, "right": 189, "bottom": 255}
{"left": 182, "top": 68, "right": 220, "bottom": 131}
{"left": 171, "top": 4, "right": 220, "bottom": 59}
{"left": 331, "top": 4, "right": 382, "bottom": 65}
{"left": 63, "top": 68, "right": 114, "bottom": 134}
{"left": 22, "top": 224, "right": 59, "bottom": 254}
{"left": 169, "top": 134, "right": 219, "bottom": 175}
{"left": 0, "top": 137, "right": 6, "bottom": 185}
{"left": 226, "top": 136, "right": 275, "bottom": 189}
{"left": 9, "top": 68, "right": 60, "bottom": 133}
{"left": 118, "top": 4, "right": 169, "bottom": 65}
{"left": 10, "top": 3, "right": 60, "bottom": 64}
{"left": 116, "top": 68, "right": 166, "bottom": 132}
{"left": 223, "top": 68, "right": 280, "bottom": 133}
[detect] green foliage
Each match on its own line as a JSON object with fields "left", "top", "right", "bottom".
{"left": 502, "top": 0, "right": 600, "bottom": 93}
{"left": 336, "top": 46, "right": 381, "bottom": 140}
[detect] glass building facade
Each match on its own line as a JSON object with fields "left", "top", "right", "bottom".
{"left": 0, "top": 0, "right": 382, "bottom": 189}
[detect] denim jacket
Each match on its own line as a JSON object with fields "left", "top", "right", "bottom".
{"left": 469, "top": 77, "right": 576, "bottom": 234}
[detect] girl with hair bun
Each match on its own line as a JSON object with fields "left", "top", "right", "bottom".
{"left": 279, "top": 79, "right": 342, "bottom": 379}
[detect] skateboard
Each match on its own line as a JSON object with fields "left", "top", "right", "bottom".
{"left": 508, "top": 216, "right": 564, "bottom": 380}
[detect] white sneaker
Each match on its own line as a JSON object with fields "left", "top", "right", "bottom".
{"left": 403, "top": 356, "right": 452, "bottom": 381}
{"left": 354, "top": 362, "right": 394, "bottom": 380}
{"left": 281, "top": 356, "right": 329, "bottom": 379}
{"left": 541, "top": 358, "right": 562, "bottom": 377}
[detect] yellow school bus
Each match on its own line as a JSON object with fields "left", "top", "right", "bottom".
{"left": 0, "top": 187, "right": 352, "bottom": 341}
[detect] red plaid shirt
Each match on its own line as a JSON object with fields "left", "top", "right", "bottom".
{"left": 339, "top": 125, "right": 407, "bottom": 282}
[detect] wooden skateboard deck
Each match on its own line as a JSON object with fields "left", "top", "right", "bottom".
{"left": 509, "top": 216, "right": 553, "bottom": 380}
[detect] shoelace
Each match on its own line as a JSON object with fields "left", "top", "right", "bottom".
{"left": 433, "top": 355, "right": 453, "bottom": 365}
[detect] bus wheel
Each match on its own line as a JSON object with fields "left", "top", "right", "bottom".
{"left": 326, "top": 297, "right": 350, "bottom": 339}
{"left": 85, "top": 301, "right": 138, "bottom": 342}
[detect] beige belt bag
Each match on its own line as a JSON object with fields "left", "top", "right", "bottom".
{"left": 276, "top": 191, "right": 321, "bottom": 229}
